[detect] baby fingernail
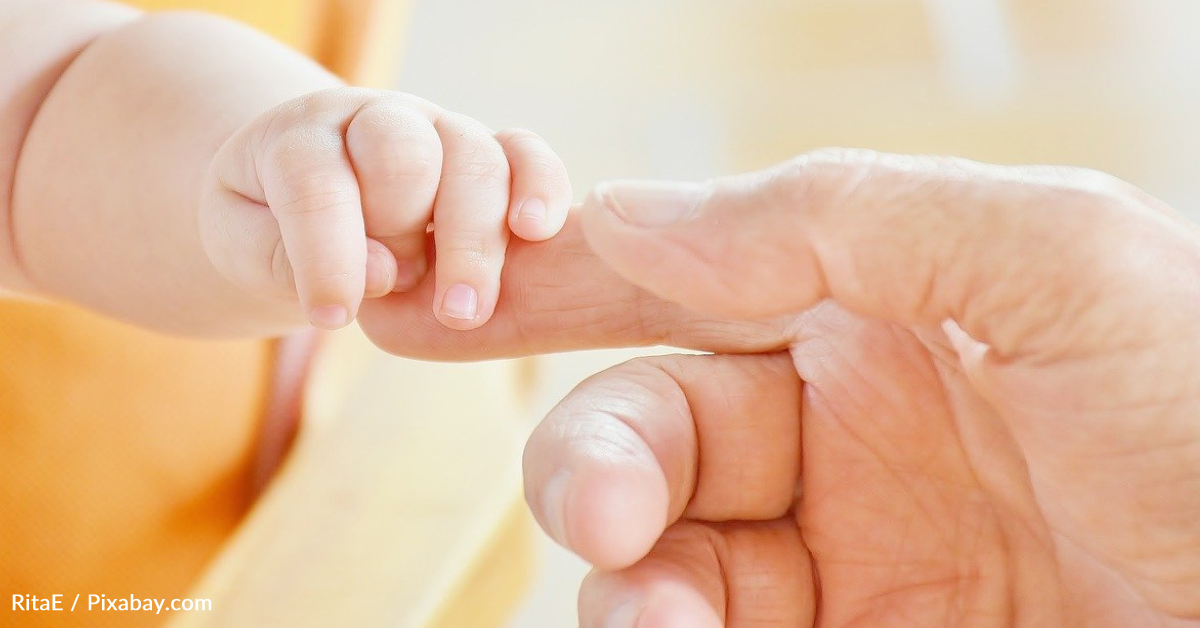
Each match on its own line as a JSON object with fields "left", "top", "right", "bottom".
{"left": 517, "top": 198, "right": 548, "bottom": 223}
{"left": 393, "top": 257, "right": 427, "bottom": 292}
{"left": 440, "top": 283, "right": 478, "bottom": 320}
{"left": 595, "top": 180, "right": 709, "bottom": 227}
{"left": 365, "top": 252, "right": 397, "bottom": 297}
{"left": 309, "top": 304, "right": 349, "bottom": 330}
{"left": 541, "top": 470, "right": 572, "bottom": 546}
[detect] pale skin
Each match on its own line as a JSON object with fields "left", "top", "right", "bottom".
{"left": 7, "top": 2, "right": 1200, "bottom": 626}
{"left": 0, "top": 0, "right": 571, "bottom": 334}
{"left": 356, "top": 150, "right": 1200, "bottom": 626}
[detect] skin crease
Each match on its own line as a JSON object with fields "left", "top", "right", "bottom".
{"left": 5, "top": 4, "right": 1200, "bottom": 624}
{"left": 0, "top": 1, "right": 575, "bottom": 618}
{"left": 361, "top": 149, "right": 1200, "bottom": 627}
{"left": 0, "top": 1, "right": 571, "bottom": 335}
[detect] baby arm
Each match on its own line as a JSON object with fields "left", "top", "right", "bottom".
{"left": 0, "top": 0, "right": 570, "bottom": 336}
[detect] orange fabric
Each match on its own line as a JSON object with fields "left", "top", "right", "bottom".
{"left": 0, "top": 1, "right": 377, "bottom": 626}
{"left": 0, "top": 303, "right": 269, "bottom": 628}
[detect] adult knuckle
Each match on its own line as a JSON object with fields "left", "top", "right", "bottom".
{"left": 1037, "top": 185, "right": 1150, "bottom": 290}
{"left": 772, "top": 148, "right": 885, "bottom": 213}
{"left": 1071, "top": 169, "right": 1147, "bottom": 208}
{"left": 1044, "top": 179, "right": 1128, "bottom": 222}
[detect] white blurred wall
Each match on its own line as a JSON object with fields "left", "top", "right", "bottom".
{"left": 393, "top": 0, "right": 1200, "bottom": 625}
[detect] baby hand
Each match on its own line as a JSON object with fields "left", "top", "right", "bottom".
{"left": 199, "top": 88, "right": 570, "bottom": 331}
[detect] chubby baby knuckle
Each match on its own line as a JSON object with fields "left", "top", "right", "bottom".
{"left": 513, "top": 165, "right": 572, "bottom": 203}
{"left": 498, "top": 127, "right": 545, "bottom": 143}
{"left": 519, "top": 152, "right": 570, "bottom": 180}
{"left": 498, "top": 128, "right": 553, "bottom": 156}
{"left": 356, "top": 136, "right": 442, "bottom": 183}
{"left": 265, "top": 126, "right": 341, "bottom": 174}
{"left": 259, "top": 99, "right": 310, "bottom": 137}
{"left": 371, "top": 148, "right": 442, "bottom": 184}
{"left": 292, "top": 264, "right": 358, "bottom": 296}
{"left": 377, "top": 90, "right": 440, "bottom": 113}
{"left": 437, "top": 232, "right": 502, "bottom": 262}
{"left": 272, "top": 175, "right": 357, "bottom": 218}
{"left": 352, "top": 103, "right": 438, "bottom": 145}
{"left": 300, "top": 87, "right": 373, "bottom": 115}
{"left": 260, "top": 89, "right": 371, "bottom": 142}
{"left": 311, "top": 269, "right": 357, "bottom": 288}
{"left": 444, "top": 149, "right": 511, "bottom": 185}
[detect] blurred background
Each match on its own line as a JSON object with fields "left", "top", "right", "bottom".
{"left": 13, "top": 1, "right": 1200, "bottom": 627}
{"left": 391, "top": 0, "right": 1200, "bottom": 625}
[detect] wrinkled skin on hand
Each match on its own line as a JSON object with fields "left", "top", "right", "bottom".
{"left": 361, "top": 150, "right": 1200, "bottom": 627}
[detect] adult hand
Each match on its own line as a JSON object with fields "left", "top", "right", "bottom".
{"left": 510, "top": 150, "right": 1200, "bottom": 627}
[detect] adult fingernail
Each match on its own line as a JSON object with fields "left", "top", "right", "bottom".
{"left": 604, "top": 601, "right": 643, "bottom": 628}
{"left": 595, "top": 180, "right": 709, "bottom": 227}
{"left": 309, "top": 304, "right": 349, "bottom": 330}
{"left": 440, "top": 283, "right": 478, "bottom": 320}
{"left": 517, "top": 198, "right": 548, "bottom": 223}
{"left": 541, "top": 470, "right": 572, "bottom": 546}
